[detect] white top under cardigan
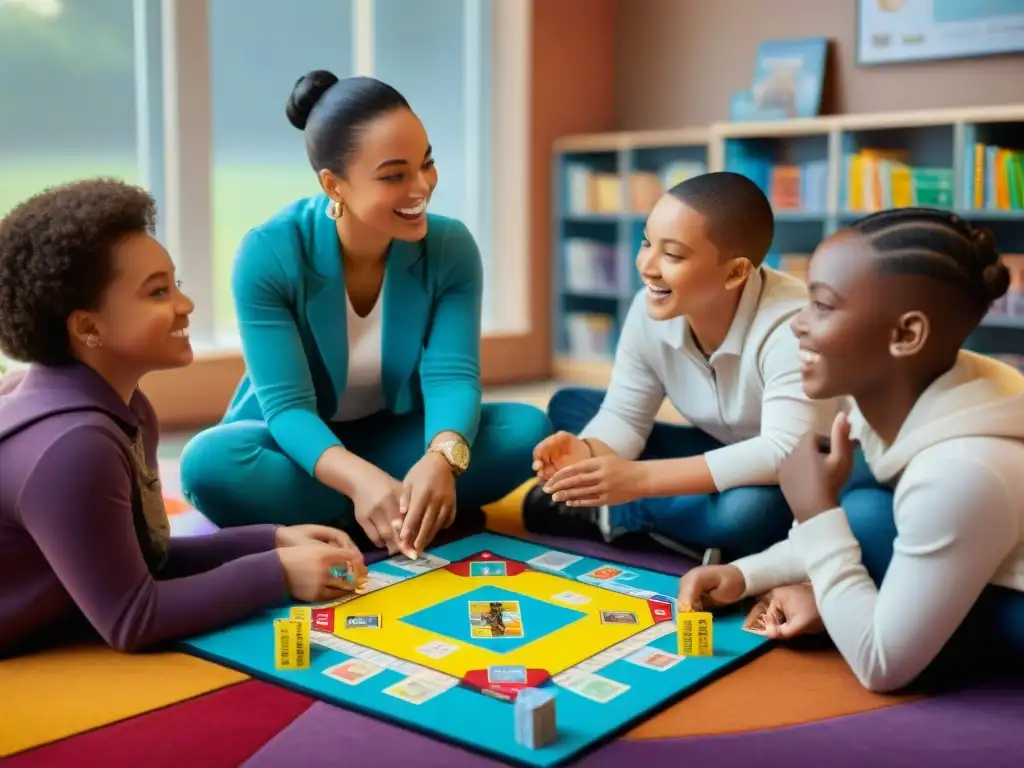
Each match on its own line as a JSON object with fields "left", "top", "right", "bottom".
{"left": 332, "top": 290, "right": 386, "bottom": 422}
{"left": 732, "top": 350, "right": 1024, "bottom": 692}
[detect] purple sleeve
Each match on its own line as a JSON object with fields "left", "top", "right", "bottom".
{"left": 161, "top": 526, "right": 280, "bottom": 578}
{"left": 18, "top": 425, "right": 289, "bottom": 652}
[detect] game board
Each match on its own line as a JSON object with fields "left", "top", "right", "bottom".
{"left": 180, "top": 532, "right": 771, "bottom": 767}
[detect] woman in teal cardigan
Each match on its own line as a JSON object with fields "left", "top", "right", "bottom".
{"left": 180, "top": 70, "right": 551, "bottom": 557}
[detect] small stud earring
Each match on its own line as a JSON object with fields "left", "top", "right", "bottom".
{"left": 85, "top": 335, "right": 101, "bottom": 348}
{"left": 327, "top": 200, "right": 344, "bottom": 220}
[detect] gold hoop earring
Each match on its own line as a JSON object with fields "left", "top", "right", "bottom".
{"left": 327, "top": 200, "right": 344, "bottom": 220}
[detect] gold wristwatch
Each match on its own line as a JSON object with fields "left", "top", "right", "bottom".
{"left": 429, "top": 439, "right": 470, "bottom": 476}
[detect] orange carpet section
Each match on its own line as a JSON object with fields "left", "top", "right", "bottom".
{"left": 0, "top": 644, "right": 248, "bottom": 758}
{"left": 626, "top": 646, "right": 923, "bottom": 739}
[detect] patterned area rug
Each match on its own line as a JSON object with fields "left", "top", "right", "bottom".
{"left": 2, "top": 458, "right": 1022, "bottom": 766}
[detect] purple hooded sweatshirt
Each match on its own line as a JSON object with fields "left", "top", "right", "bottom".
{"left": 0, "top": 363, "right": 288, "bottom": 656}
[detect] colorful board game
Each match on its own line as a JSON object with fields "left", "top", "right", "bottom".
{"left": 180, "top": 532, "right": 770, "bottom": 767}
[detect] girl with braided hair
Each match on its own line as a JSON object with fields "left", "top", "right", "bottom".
{"left": 679, "top": 207, "right": 1024, "bottom": 692}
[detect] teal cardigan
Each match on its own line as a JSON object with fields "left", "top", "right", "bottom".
{"left": 223, "top": 193, "right": 483, "bottom": 476}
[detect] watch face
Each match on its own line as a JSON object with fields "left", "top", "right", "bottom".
{"left": 451, "top": 441, "right": 470, "bottom": 468}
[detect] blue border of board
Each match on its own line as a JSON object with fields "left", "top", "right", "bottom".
{"left": 179, "top": 532, "right": 771, "bottom": 768}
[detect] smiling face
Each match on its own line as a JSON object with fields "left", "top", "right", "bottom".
{"left": 69, "top": 232, "right": 194, "bottom": 372}
{"left": 636, "top": 194, "right": 749, "bottom": 321}
{"left": 791, "top": 230, "right": 917, "bottom": 401}
{"left": 320, "top": 107, "right": 438, "bottom": 242}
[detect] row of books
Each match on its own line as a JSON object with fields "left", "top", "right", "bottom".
{"left": 563, "top": 238, "right": 620, "bottom": 295}
{"left": 564, "top": 160, "right": 707, "bottom": 216}
{"left": 844, "top": 150, "right": 954, "bottom": 212}
{"left": 728, "top": 158, "right": 829, "bottom": 213}
{"left": 965, "top": 143, "right": 1024, "bottom": 211}
{"left": 563, "top": 312, "right": 615, "bottom": 360}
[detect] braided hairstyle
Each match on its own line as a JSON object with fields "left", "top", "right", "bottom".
{"left": 849, "top": 207, "right": 1010, "bottom": 322}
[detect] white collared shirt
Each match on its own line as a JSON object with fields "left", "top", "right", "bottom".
{"left": 578, "top": 267, "right": 836, "bottom": 491}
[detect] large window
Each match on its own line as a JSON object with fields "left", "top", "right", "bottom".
{"left": 209, "top": 0, "right": 354, "bottom": 338}
{"left": 0, "top": 0, "right": 524, "bottom": 374}
{"left": 0, "top": 0, "right": 152, "bottom": 371}
{"left": 0, "top": 0, "right": 142, "bottom": 215}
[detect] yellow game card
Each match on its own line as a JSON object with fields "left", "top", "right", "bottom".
{"left": 677, "top": 611, "right": 713, "bottom": 657}
{"left": 290, "top": 606, "right": 312, "bottom": 624}
{"left": 274, "top": 618, "right": 310, "bottom": 670}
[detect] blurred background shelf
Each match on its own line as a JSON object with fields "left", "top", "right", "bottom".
{"left": 552, "top": 105, "right": 1024, "bottom": 382}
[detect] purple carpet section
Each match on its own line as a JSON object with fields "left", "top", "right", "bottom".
{"left": 245, "top": 681, "right": 1024, "bottom": 768}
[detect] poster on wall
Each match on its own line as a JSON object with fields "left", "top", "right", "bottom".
{"left": 857, "top": 0, "right": 1024, "bottom": 65}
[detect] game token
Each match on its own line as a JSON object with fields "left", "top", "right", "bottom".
{"left": 514, "top": 687, "right": 557, "bottom": 749}
{"left": 677, "top": 610, "right": 713, "bottom": 656}
{"left": 273, "top": 618, "right": 309, "bottom": 670}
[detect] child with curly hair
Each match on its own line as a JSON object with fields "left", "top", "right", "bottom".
{"left": 0, "top": 179, "right": 366, "bottom": 657}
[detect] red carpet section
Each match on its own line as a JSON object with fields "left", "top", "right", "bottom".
{"left": 3, "top": 681, "right": 314, "bottom": 768}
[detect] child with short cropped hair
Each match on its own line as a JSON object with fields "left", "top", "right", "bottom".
{"left": 525, "top": 172, "right": 837, "bottom": 562}
{"left": 0, "top": 179, "right": 366, "bottom": 657}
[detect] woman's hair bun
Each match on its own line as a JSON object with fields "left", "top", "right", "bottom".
{"left": 286, "top": 70, "right": 339, "bottom": 130}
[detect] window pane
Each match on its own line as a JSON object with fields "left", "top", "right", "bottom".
{"left": 209, "top": 0, "right": 354, "bottom": 339}
{"left": 373, "top": 0, "right": 495, "bottom": 329}
{"left": 0, "top": 0, "right": 141, "bottom": 214}
{"left": 0, "top": 0, "right": 143, "bottom": 370}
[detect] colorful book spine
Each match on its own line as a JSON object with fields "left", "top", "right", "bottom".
{"left": 844, "top": 150, "right": 954, "bottom": 212}
{"left": 964, "top": 143, "right": 1024, "bottom": 211}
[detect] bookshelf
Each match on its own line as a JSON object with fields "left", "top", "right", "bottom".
{"left": 552, "top": 105, "right": 1024, "bottom": 384}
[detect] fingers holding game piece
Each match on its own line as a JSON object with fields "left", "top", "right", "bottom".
{"left": 279, "top": 542, "right": 367, "bottom": 603}
{"left": 677, "top": 564, "right": 747, "bottom": 614}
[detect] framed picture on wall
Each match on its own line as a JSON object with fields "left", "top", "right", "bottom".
{"left": 857, "top": 0, "right": 1024, "bottom": 65}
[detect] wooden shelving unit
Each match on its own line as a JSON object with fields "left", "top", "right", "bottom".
{"left": 552, "top": 105, "right": 1024, "bottom": 384}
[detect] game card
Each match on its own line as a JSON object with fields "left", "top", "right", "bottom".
{"left": 469, "top": 561, "right": 507, "bottom": 577}
{"left": 555, "top": 670, "right": 630, "bottom": 703}
{"left": 599, "top": 610, "right": 638, "bottom": 625}
{"left": 468, "top": 600, "right": 524, "bottom": 638}
{"left": 383, "top": 676, "right": 449, "bottom": 705}
{"left": 551, "top": 590, "right": 591, "bottom": 605}
{"left": 323, "top": 659, "right": 384, "bottom": 685}
{"left": 415, "top": 640, "right": 460, "bottom": 659}
{"left": 389, "top": 553, "right": 449, "bottom": 574}
{"left": 345, "top": 614, "right": 381, "bottom": 629}
{"left": 487, "top": 664, "right": 528, "bottom": 684}
{"left": 526, "top": 550, "right": 582, "bottom": 572}
{"left": 626, "top": 646, "right": 684, "bottom": 671}
{"left": 584, "top": 565, "right": 624, "bottom": 581}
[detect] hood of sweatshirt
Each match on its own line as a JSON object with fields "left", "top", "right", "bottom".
{"left": 849, "top": 350, "right": 1024, "bottom": 484}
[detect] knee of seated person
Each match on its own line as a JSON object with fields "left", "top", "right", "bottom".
{"left": 546, "top": 386, "right": 603, "bottom": 428}
{"left": 483, "top": 402, "right": 552, "bottom": 460}
{"left": 179, "top": 427, "right": 239, "bottom": 514}
{"left": 841, "top": 487, "right": 895, "bottom": 544}
{"left": 711, "top": 486, "right": 792, "bottom": 557}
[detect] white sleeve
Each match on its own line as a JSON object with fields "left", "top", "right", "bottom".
{"left": 578, "top": 294, "right": 665, "bottom": 460}
{"left": 790, "top": 451, "right": 1018, "bottom": 693}
{"left": 704, "top": 321, "right": 831, "bottom": 491}
{"left": 731, "top": 536, "right": 807, "bottom": 596}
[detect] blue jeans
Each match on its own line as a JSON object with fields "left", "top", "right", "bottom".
{"left": 547, "top": 387, "right": 795, "bottom": 560}
{"left": 842, "top": 466, "right": 1024, "bottom": 683}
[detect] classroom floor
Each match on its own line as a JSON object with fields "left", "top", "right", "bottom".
{"left": 3, "top": 383, "right": 1023, "bottom": 766}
